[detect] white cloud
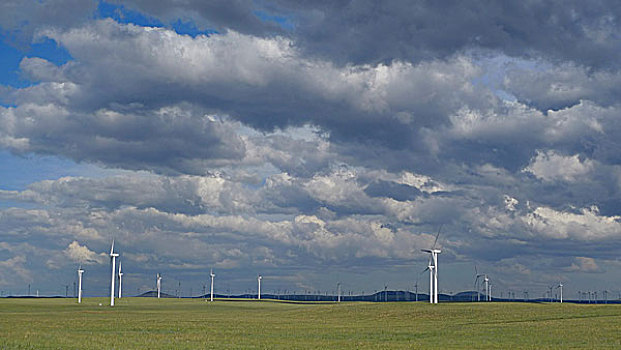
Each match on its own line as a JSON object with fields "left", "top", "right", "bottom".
{"left": 524, "top": 205, "right": 621, "bottom": 240}
{"left": 524, "top": 150, "right": 595, "bottom": 182}
{"left": 63, "top": 241, "right": 106, "bottom": 264}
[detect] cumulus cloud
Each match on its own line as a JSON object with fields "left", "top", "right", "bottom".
{"left": 524, "top": 150, "right": 595, "bottom": 182}
{"left": 0, "top": 0, "right": 96, "bottom": 43}
{"left": 1, "top": 21, "right": 493, "bottom": 165}
{"left": 524, "top": 205, "right": 621, "bottom": 241}
{"left": 504, "top": 61, "right": 621, "bottom": 110}
{"left": 0, "top": 103, "right": 247, "bottom": 174}
{"left": 63, "top": 240, "right": 106, "bottom": 264}
{"left": 565, "top": 257, "right": 600, "bottom": 272}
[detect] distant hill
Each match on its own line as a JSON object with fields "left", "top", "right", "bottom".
{"left": 137, "top": 291, "right": 176, "bottom": 298}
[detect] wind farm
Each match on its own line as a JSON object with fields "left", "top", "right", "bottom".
{"left": 2, "top": 233, "right": 621, "bottom": 349}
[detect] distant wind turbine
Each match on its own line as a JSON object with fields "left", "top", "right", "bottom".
{"left": 157, "top": 273, "right": 162, "bottom": 299}
{"left": 422, "top": 257, "right": 434, "bottom": 303}
{"left": 118, "top": 261, "right": 123, "bottom": 299}
{"left": 257, "top": 275, "right": 262, "bottom": 300}
{"left": 109, "top": 240, "right": 119, "bottom": 307}
{"left": 421, "top": 226, "right": 442, "bottom": 304}
{"left": 473, "top": 266, "right": 485, "bottom": 302}
{"left": 484, "top": 275, "right": 490, "bottom": 301}
{"left": 210, "top": 269, "right": 215, "bottom": 302}
{"left": 77, "top": 266, "right": 84, "bottom": 304}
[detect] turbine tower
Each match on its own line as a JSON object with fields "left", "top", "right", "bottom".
{"left": 157, "top": 273, "right": 162, "bottom": 299}
{"left": 484, "top": 275, "right": 490, "bottom": 301}
{"left": 210, "top": 269, "right": 215, "bottom": 302}
{"left": 257, "top": 275, "right": 262, "bottom": 300}
{"left": 421, "top": 227, "right": 442, "bottom": 304}
{"left": 423, "top": 257, "right": 434, "bottom": 303}
{"left": 109, "top": 240, "right": 119, "bottom": 307}
{"left": 118, "top": 261, "right": 123, "bottom": 299}
{"left": 337, "top": 282, "right": 341, "bottom": 303}
{"left": 77, "top": 266, "right": 84, "bottom": 304}
{"left": 473, "top": 266, "right": 485, "bottom": 302}
{"left": 557, "top": 283, "right": 563, "bottom": 303}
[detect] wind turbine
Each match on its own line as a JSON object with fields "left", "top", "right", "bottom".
{"left": 556, "top": 283, "right": 563, "bottom": 303}
{"left": 257, "top": 275, "right": 262, "bottom": 300}
{"left": 424, "top": 258, "right": 434, "bottom": 303}
{"left": 473, "top": 266, "right": 485, "bottom": 302}
{"left": 484, "top": 275, "right": 490, "bottom": 301}
{"left": 109, "top": 240, "right": 119, "bottom": 307}
{"left": 421, "top": 227, "right": 441, "bottom": 304}
{"left": 157, "top": 273, "right": 162, "bottom": 299}
{"left": 210, "top": 269, "right": 215, "bottom": 302}
{"left": 77, "top": 266, "right": 84, "bottom": 304}
{"left": 337, "top": 282, "right": 341, "bottom": 303}
{"left": 118, "top": 261, "right": 123, "bottom": 299}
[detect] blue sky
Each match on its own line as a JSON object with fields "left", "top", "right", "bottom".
{"left": 1, "top": 0, "right": 621, "bottom": 299}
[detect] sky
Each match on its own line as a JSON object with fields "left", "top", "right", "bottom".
{"left": 1, "top": 0, "right": 621, "bottom": 299}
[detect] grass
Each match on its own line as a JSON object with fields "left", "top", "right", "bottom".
{"left": 1, "top": 298, "right": 621, "bottom": 349}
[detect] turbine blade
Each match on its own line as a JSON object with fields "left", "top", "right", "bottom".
{"left": 432, "top": 225, "right": 442, "bottom": 249}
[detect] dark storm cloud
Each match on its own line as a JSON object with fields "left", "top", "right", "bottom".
{"left": 503, "top": 62, "right": 621, "bottom": 111}
{"left": 0, "top": 102, "right": 246, "bottom": 174}
{"left": 105, "top": 0, "right": 621, "bottom": 67}
{"left": 269, "top": 0, "right": 621, "bottom": 67}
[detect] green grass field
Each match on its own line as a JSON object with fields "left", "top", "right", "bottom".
{"left": 1, "top": 298, "right": 621, "bottom": 349}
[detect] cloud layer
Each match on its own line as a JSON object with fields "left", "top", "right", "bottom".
{"left": 1, "top": 1, "right": 621, "bottom": 297}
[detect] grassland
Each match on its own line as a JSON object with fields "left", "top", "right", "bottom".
{"left": 1, "top": 298, "right": 621, "bottom": 349}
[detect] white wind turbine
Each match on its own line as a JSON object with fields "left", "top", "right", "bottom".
{"left": 473, "top": 266, "right": 486, "bottom": 302}
{"left": 257, "top": 275, "right": 262, "bottom": 300}
{"left": 337, "top": 282, "right": 341, "bottom": 303}
{"left": 77, "top": 266, "right": 84, "bottom": 304}
{"left": 118, "top": 261, "right": 123, "bottom": 299}
{"left": 210, "top": 269, "right": 215, "bottom": 302}
{"left": 556, "top": 282, "right": 563, "bottom": 303}
{"left": 157, "top": 273, "right": 162, "bottom": 299}
{"left": 109, "top": 240, "right": 119, "bottom": 307}
{"left": 484, "top": 275, "right": 490, "bottom": 301}
{"left": 422, "top": 257, "right": 435, "bottom": 303}
{"left": 421, "top": 227, "right": 442, "bottom": 304}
